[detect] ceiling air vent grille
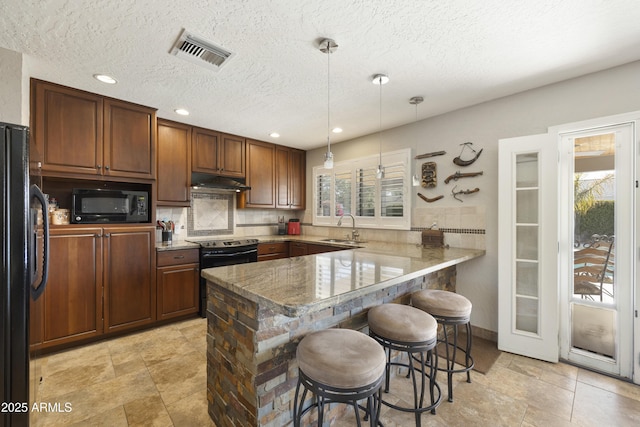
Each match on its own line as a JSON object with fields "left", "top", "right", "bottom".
{"left": 170, "top": 29, "right": 234, "bottom": 71}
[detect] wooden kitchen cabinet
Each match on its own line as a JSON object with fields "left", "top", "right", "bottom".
{"left": 289, "top": 241, "right": 308, "bottom": 257}
{"left": 103, "top": 226, "right": 156, "bottom": 333}
{"left": 157, "top": 120, "right": 191, "bottom": 206}
{"left": 29, "top": 227, "right": 103, "bottom": 350}
{"left": 307, "top": 243, "right": 343, "bottom": 255}
{"left": 192, "top": 128, "right": 245, "bottom": 178}
{"left": 257, "top": 242, "right": 289, "bottom": 261}
{"left": 276, "top": 146, "right": 306, "bottom": 210}
{"left": 239, "top": 139, "right": 276, "bottom": 208}
{"left": 30, "top": 79, "right": 156, "bottom": 181}
{"left": 156, "top": 249, "right": 199, "bottom": 320}
{"left": 103, "top": 98, "right": 156, "bottom": 180}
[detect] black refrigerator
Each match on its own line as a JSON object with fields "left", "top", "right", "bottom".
{"left": 1, "top": 122, "right": 49, "bottom": 427}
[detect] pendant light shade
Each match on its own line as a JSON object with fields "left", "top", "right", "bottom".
{"left": 373, "top": 74, "right": 389, "bottom": 179}
{"left": 410, "top": 96, "right": 424, "bottom": 187}
{"left": 320, "top": 38, "right": 338, "bottom": 169}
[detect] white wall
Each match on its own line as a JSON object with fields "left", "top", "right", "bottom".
{"left": 306, "top": 60, "right": 640, "bottom": 333}
{"left": 0, "top": 47, "right": 24, "bottom": 125}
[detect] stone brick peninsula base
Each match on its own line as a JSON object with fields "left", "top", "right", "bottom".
{"left": 206, "top": 267, "right": 456, "bottom": 426}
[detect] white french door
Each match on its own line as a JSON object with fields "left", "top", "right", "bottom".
{"left": 557, "top": 121, "right": 635, "bottom": 378}
{"left": 499, "top": 112, "right": 639, "bottom": 384}
{"left": 498, "top": 133, "right": 559, "bottom": 362}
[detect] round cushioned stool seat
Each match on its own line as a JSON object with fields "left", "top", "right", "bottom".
{"left": 411, "top": 289, "right": 472, "bottom": 319}
{"left": 297, "top": 328, "right": 386, "bottom": 389}
{"left": 368, "top": 303, "right": 438, "bottom": 342}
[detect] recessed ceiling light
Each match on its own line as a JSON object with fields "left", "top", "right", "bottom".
{"left": 332, "top": 127, "right": 343, "bottom": 133}
{"left": 269, "top": 132, "right": 280, "bottom": 138}
{"left": 174, "top": 108, "right": 190, "bottom": 116}
{"left": 93, "top": 74, "right": 117, "bottom": 84}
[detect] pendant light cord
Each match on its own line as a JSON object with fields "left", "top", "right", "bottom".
{"left": 326, "top": 40, "right": 331, "bottom": 153}
{"left": 378, "top": 75, "right": 382, "bottom": 164}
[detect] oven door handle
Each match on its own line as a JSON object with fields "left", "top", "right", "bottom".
{"left": 202, "top": 249, "right": 258, "bottom": 258}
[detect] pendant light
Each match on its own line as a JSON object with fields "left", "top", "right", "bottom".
{"left": 373, "top": 74, "right": 389, "bottom": 179}
{"left": 410, "top": 96, "right": 424, "bottom": 187}
{"left": 320, "top": 38, "right": 338, "bottom": 169}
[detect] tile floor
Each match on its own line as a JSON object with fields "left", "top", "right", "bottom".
{"left": 30, "top": 317, "right": 640, "bottom": 426}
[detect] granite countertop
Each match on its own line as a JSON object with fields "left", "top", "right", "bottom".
{"left": 155, "top": 240, "right": 200, "bottom": 252}
{"left": 201, "top": 236, "right": 485, "bottom": 317}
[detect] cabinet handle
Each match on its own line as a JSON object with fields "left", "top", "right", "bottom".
{"left": 105, "top": 165, "right": 110, "bottom": 170}
{"left": 95, "top": 233, "right": 102, "bottom": 238}
{"left": 104, "top": 233, "right": 110, "bottom": 237}
{"left": 97, "top": 164, "right": 101, "bottom": 169}
{"left": 174, "top": 255, "right": 185, "bottom": 259}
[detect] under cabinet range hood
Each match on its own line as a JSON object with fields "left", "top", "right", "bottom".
{"left": 190, "top": 173, "right": 251, "bottom": 192}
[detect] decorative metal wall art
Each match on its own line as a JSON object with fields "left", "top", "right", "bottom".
{"left": 453, "top": 142, "right": 483, "bottom": 166}
{"left": 444, "top": 170, "right": 484, "bottom": 184}
{"left": 451, "top": 186, "right": 479, "bottom": 202}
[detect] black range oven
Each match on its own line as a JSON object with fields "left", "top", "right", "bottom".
{"left": 187, "top": 238, "right": 258, "bottom": 317}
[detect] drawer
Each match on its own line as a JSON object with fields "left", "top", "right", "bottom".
{"left": 258, "top": 242, "right": 288, "bottom": 255}
{"left": 157, "top": 248, "right": 199, "bottom": 267}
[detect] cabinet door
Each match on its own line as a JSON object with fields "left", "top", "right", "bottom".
{"left": 288, "top": 148, "right": 306, "bottom": 209}
{"left": 275, "top": 146, "right": 291, "bottom": 209}
{"left": 191, "top": 127, "right": 220, "bottom": 174}
{"left": 157, "top": 120, "right": 191, "bottom": 205}
{"left": 32, "top": 227, "right": 103, "bottom": 350}
{"left": 219, "top": 133, "right": 245, "bottom": 177}
{"left": 289, "top": 242, "right": 308, "bottom": 256}
{"left": 31, "top": 79, "right": 103, "bottom": 176}
{"left": 104, "top": 226, "right": 156, "bottom": 333}
{"left": 276, "top": 147, "right": 306, "bottom": 209}
{"left": 157, "top": 263, "right": 199, "bottom": 320}
{"left": 242, "top": 139, "right": 276, "bottom": 208}
{"left": 104, "top": 99, "right": 156, "bottom": 180}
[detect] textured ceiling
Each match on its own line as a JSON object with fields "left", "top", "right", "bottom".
{"left": 2, "top": 0, "right": 640, "bottom": 150}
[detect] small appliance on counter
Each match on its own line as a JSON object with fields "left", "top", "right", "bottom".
{"left": 277, "top": 216, "right": 286, "bottom": 235}
{"left": 287, "top": 218, "right": 300, "bottom": 235}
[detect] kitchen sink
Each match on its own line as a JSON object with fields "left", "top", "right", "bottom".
{"left": 320, "top": 238, "right": 366, "bottom": 245}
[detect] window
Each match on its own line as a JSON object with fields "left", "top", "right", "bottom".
{"left": 312, "top": 149, "right": 411, "bottom": 230}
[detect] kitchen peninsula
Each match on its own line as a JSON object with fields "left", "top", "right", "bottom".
{"left": 202, "top": 237, "right": 484, "bottom": 426}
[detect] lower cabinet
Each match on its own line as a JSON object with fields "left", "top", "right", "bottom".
{"left": 156, "top": 249, "right": 199, "bottom": 320}
{"left": 289, "top": 241, "right": 308, "bottom": 257}
{"left": 30, "top": 225, "right": 156, "bottom": 351}
{"left": 30, "top": 227, "right": 103, "bottom": 350}
{"left": 103, "top": 226, "right": 156, "bottom": 333}
{"left": 257, "top": 242, "right": 289, "bottom": 261}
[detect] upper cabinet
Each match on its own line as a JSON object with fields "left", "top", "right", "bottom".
{"left": 239, "top": 139, "right": 276, "bottom": 208}
{"left": 238, "top": 139, "right": 306, "bottom": 210}
{"left": 192, "top": 128, "right": 245, "bottom": 178}
{"left": 276, "top": 146, "right": 306, "bottom": 210}
{"left": 30, "top": 79, "right": 156, "bottom": 181}
{"left": 157, "top": 119, "right": 191, "bottom": 206}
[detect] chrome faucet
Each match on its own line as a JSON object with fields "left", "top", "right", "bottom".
{"left": 337, "top": 214, "right": 359, "bottom": 241}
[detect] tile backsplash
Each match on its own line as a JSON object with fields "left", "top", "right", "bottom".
{"left": 157, "top": 196, "right": 485, "bottom": 250}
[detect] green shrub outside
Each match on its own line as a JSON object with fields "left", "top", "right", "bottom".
{"left": 575, "top": 200, "right": 614, "bottom": 243}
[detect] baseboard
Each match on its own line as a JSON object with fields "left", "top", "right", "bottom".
{"left": 470, "top": 324, "right": 497, "bottom": 343}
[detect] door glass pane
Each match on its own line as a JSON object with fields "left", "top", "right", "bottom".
{"left": 516, "top": 297, "right": 538, "bottom": 333}
{"left": 516, "top": 225, "right": 538, "bottom": 259}
{"left": 571, "top": 132, "right": 616, "bottom": 358}
{"left": 516, "top": 189, "right": 538, "bottom": 223}
{"left": 516, "top": 261, "right": 538, "bottom": 297}
{"left": 514, "top": 152, "right": 539, "bottom": 335}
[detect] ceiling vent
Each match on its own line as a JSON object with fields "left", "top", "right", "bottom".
{"left": 170, "top": 29, "right": 234, "bottom": 71}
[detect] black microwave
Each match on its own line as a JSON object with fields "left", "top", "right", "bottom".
{"left": 71, "top": 189, "right": 150, "bottom": 224}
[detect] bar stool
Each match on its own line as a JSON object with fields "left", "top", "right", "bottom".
{"left": 411, "top": 289, "right": 474, "bottom": 402}
{"left": 367, "top": 303, "right": 442, "bottom": 427}
{"left": 294, "top": 328, "right": 386, "bottom": 427}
